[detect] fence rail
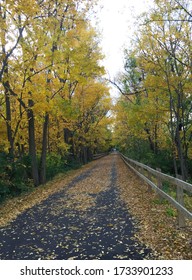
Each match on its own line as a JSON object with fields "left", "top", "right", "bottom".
{"left": 120, "top": 153, "right": 192, "bottom": 227}
{"left": 92, "top": 153, "right": 108, "bottom": 160}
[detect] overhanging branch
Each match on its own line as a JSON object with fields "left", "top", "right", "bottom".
{"left": 106, "top": 78, "right": 145, "bottom": 103}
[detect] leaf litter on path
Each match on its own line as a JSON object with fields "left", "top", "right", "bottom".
{"left": 0, "top": 154, "right": 191, "bottom": 259}
{"left": 0, "top": 154, "right": 153, "bottom": 260}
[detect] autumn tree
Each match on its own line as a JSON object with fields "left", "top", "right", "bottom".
{"left": 0, "top": 0, "right": 38, "bottom": 158}
{"left": 70, "top": 81, "right": 111, "bottom": 163}
{"left": 0, "top": 0, "right": 112, "bottom": 190}
{"left": 113, "top": 0, "right": 192, "bottom": 180}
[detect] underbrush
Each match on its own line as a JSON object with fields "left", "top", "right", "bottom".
{"left": 0, "top": 153, "right": 33, "bottom": 202}
{"left": 0, "top": 152, "right": 81, "bottom": 203}
{"left": 120, "top": 141, "right": 192, "bottom": 179}
{"left": 46, "top": 154, "right": 81, "bottom": 180}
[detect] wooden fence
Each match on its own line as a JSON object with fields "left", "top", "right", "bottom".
{"left": 121, "top": 153, "right": 192, "bottom": 228}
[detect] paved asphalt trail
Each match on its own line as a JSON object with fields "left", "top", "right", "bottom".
{"left": 0, "top": 154, "right": 154, "bottom": 259}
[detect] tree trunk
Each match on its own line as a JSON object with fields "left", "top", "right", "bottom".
{"left": 39, "top": 113, "right": 49, "bottom": 184}
{"left": 3, "top": 60, "right": 14, "bottom": 158}
{"left": 175, "top": 127, "right": 188, "bottom": 181}
{"left": 64, "top": 127, "right": 74, "bottom": 156}
{"left": 172, "top": 150, "right": 178, "bottom": 177}
{"left": 87, "top": 147, "right": 92, "bottom": 161}
{"left": 4, "top": 84, "right": 14, "bottom": 158}
{"left": 83, "top": 146, "right": 88, "bottom": 164}
{"left": 144, "top": 127, "right": 155, "bottom": 153}
{"left": 27, "top": 99, "right": 39, "bottom": 186}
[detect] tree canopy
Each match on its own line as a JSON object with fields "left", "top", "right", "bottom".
{"left": 0, "top": 0, "right": 112, "bottom": 193}
{"left": 113, "top": 0, "right": 192, "bottom": 180}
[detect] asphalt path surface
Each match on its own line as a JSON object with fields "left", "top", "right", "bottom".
{"left": 0, "top": 154, "right": 154, "bottom": 260}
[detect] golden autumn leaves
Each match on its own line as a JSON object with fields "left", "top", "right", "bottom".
{"left": 0, "top": 0, "right": 112, "bottom": 185}
{"left": 113, "top": 0, "right": 192, "bottom": 181}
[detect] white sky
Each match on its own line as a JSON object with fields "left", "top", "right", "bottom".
{"left": 93, "top": 0, "right": 153, "bottom": 96}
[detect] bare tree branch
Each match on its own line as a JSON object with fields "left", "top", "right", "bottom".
{"left": 106, "top": 78, "right": 145, "bottom": 103}
{"left": 174, "top": 0, "right": 192, "bottom": 18}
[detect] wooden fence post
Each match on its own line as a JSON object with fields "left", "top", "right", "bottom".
{"left": 156, "top": 168, "right": 163, "bottom": 201}
{"left": 176, "top": 175, "right": 185, "bottom": 228}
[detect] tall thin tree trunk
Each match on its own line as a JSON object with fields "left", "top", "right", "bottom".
{"left": 3, "top": 61, "right": 14, "bottom": 158}
{"left": 83, "top": 146, "right": 88, "bottom": 164}
{"left": 175, "top": 127, "right": 188, "bottom": 181}
{"left": 4, "top": 85, "right": 14, "bottom": 158}
{"left": 39, "top": 113, "right": 49, "bottom": 184}
{"left": 27, "top": 99, "right": 39, "bottom": 186}
{"left": 144, "top": 127, "right": 155, "bottom": 153}
{"left": 64, "top": 127, "right": 74, "bottom": 157}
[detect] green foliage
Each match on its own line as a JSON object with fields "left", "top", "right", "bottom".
{"left": 120, "top": 139, "right": 175, "bottom": 175}
{"left": 166, "top": 207, "right": 176, "bottom": 217}
{"left": 46, "top": 153, "right": 81, "bottom": 180}
{"left": 0, "top": 153, "right": 34, "bottom": 202}
{"left": 0, "top": 152, "right": 82, "bottom": 203}
{"left": 162, "top": 181, "right": 170, "bottom": 194}
{"left": 46, "top": 154, "right": 66, "bottom": 180}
